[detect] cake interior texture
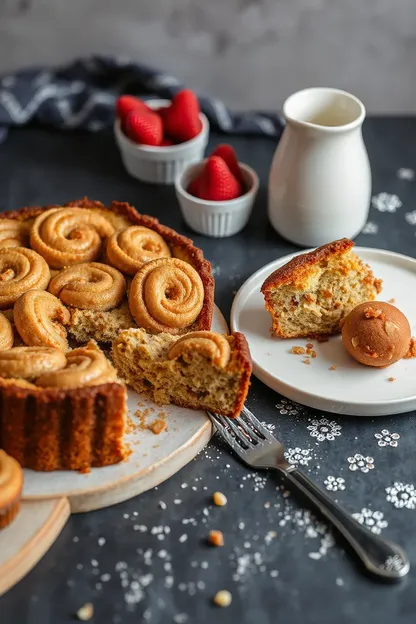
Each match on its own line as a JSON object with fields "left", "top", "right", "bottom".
{"left": 262, "top": 239, "right": 382, "bottom": 338}
{"left": 112, "top": 329, "right": 251, "bottom": 417}
{"left": 68, "top": 300, "right": 136, "bottom": 343}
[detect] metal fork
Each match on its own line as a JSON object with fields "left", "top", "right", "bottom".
{"left": 208, "top": 405, "right": 410, "bottom": 581}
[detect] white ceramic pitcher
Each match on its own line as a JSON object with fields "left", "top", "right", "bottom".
{"left": 268, "top": 87, "right": 371, "bottom": 247}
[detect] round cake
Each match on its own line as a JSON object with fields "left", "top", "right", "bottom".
{"left": 341, "top": 301, "right": 411, "bottom": 367}
{"left": 0, "top": 198, "right": 214, "bottom": 471}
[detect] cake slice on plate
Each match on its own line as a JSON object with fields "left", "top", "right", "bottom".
{"left": 112, "top": 329, "right": 252, "bottom": 418}
{"left": 261, "top": 238, "right": 382, "bottom": 339}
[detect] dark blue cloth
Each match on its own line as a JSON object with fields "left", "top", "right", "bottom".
{"left": 0, "top": 56, "right": 284, "bottom": 143}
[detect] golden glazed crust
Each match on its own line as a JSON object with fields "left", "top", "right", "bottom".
{"left": 0, "top": 380, "right": 126, "bottom": 471}
{"left": 261, "top": 239, "right": 354, "bottom": 293}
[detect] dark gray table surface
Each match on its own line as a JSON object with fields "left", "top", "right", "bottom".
{"left": 1, "top": 118, "right": 416, "bottom": 624}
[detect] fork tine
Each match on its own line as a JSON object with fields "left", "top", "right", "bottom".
{"left": 226, "top": 417, "right": 253, "bottom": 448}
{"left": 236, "top": 417, "right": 265, "bottom": 443}
{"left": 241, "top": 405, "right": 275, "bottom": 440}
{"left": 208, "top": 413, "right": 248, "bottom": 452}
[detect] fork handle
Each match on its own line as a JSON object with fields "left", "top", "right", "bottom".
{"left": 279, "top": 467, "right": 409, "bottom": 581}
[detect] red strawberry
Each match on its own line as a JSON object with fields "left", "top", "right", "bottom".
{"left": 161, "top": 89, "right": 202, "bottom": 143}
{"left": 116, "top": 95, "right": 150, "bottom": 120}
{"left": 188, "top": 156, "right": 243, "bottom": 201}
{"left": 161, "top": 137, "right": 175, "bottom": 146}
{"left": 125, "top": 110, "right": 163, "bottom": 146}
{"left": 211, "top": 144, "right": 245, "bottom": 186}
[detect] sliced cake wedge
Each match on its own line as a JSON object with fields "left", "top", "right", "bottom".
{"left": 112, "top": 329, "right": 252, "bottom": 418}
{"left": 261, "top": 239, "right": 382, "bottom": 339}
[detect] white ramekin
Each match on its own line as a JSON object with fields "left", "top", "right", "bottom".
{"left": 114, "top": 99, "right": 209, "bottom": 185}
{"left": 174, "top": 160, "right": 259, "bottom": 237}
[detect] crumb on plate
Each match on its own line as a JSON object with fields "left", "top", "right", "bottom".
{"left": 291, "top": 346, "right": 306, "bottom": 355}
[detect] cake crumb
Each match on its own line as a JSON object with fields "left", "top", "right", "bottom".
{"left": 388, "top": 298, "right": 395, "bottom": 304}
{"left": 213, "top": 590, "right": 232, "bottom": 608}
{"left": 213, "top": 492, "right": 227, "bottom": 506}
{"left": 306, "top": 343, "right": 313, "bottom": 349}
{"left": 149, "top": 418, "right": 167, "bottom": 435}
{"left": 208, "top": 530, "right": 224, "bottom": 547}
{"left": 303, "top": 358, "right": 311, "bottom": 365}
{"left": 388, "top": 377, "right": 396, "bottom": 382}
{"left": 404, "top": 337, "right": 416, "bottom": 359}
{"left": 329, "top": 365, "right": 337, "bottom": 371}
{"left": 291, "top": 346, "right": 306, "bottom": 355}
{"left": 76, "top": 603, "right": 94, "bottom": 621}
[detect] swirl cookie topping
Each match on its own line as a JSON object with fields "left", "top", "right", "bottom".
{"left": 168, "top": 331, "right": 231, "bottom": 368}
{"left": 0, "top": 247, "right": 50, "bottom": 309}
{"left": 14, "top": 290, "right": 70, "bottom": 351}
{"left": 49, "top": 262, "right": 126, "bottom": 311}
{"left": 129, "top": 257, "right": 204, "bottom": 333}
{"left": 30, "top": 207, "right": 115, "bottom": 269}
{"left": 36, "top": 341, "right": 118, "bottom": 388}
{"left": 106, "top": 226, "right": 171, "bottom": 275}
{"left": 0, "top": 311, "right": 14, "bottom": 350}
{"left": 0, "top": 219, "right": 30, "bottom": 249}
{"left": 0, "top": 346, "right": 66, "bottom": 379}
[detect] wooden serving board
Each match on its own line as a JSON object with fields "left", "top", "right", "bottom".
{"left": 0, "top": 305, "right": 227, "bottom": 596}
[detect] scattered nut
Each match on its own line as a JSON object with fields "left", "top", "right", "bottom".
{"left": 303, "top": 358, "right": 310, "bottom": 365}
{"left": 329, "top": 365, "right": 337, "bottom": 371}
{"left": 388, "top": 298, "right": 395, "bottom": 304}
{"left": 388, "top": 377, "right": 396, "bottom": 382}
{"left": 213, "top": 590, "right": 232, "bottom": 608}
{"left": 213, "top": 492, "right": 227, "bottom": 507}
{"left": 384, "top": 320, "right": 399, "bottom": 337}
{"left": 306, "top": 343, "right": 314, "bottom": 349}
{"left": 76, "top": 603, "right": 94, "bottom": 621}
{"left": 208, "top": 530, "right": 224, "bottom": 547}
{"left": 351, "top": 337, "right": 359, "bottom": 348}
{"left": 364, "top": 306, "right": 382, "bottom": 319}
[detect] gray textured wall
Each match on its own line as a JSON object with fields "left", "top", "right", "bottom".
{"left": 0, "top": 0, "right": 415, "bottom": 113}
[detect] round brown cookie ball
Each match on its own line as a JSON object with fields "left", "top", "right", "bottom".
{"left": 342, "top": 302, "right": 411, "bottom": 368}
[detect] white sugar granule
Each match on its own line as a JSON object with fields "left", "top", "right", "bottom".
{"left": 91, "top": 559, "right": 98, "bottom": 568}
{"left": 174, "top": 499, "right": 182, "bottom": 505}
{"left": 173, "top": 615, "right": 188, "bottom": 623}
{"left": 98, "top": 537, "right": 106, "bottom": 546}
{"left": 73, "top": 536, "right": 79, "bottom": 543}
{"left": 101, "top": 573, "right": 111, "bottom": 582}
{"left": 159, "top": 501, "right": 167, "bottom": 510}
{"left": 336, "top": 577, "right": 344, "bottom": 586}
{"left": 165, "top": 576, "right": 174, "bottom": 588}
{"left": 179, "top": 534, "right": 188, "bottom": 543}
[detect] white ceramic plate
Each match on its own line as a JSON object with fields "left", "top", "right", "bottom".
{"left": 231, "top": 248, "right": 416, "bottom": 417}
{"left": 22, "top": 306, "right": 227, "bottom": 512}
